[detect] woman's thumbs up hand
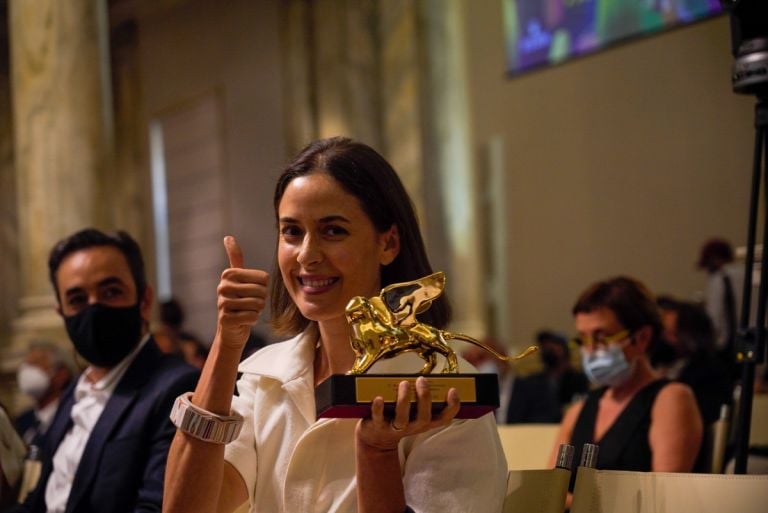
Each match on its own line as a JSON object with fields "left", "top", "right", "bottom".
{"left": 216, "top": 236, "right": 269, "bottom": 350}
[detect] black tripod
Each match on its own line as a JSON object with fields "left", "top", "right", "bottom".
{"left": 732, "top": 95, "right": 768, "bottom": 474}
{"left": 720, "top": 0, "right": 768, "bottom": 474}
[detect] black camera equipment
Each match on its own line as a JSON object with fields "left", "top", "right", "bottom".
{"left": 720, "top": 0, "right": 768, "bottom": 474}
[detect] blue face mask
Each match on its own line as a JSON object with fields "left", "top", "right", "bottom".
{"left": 580, "top": 344, "right": 634, "bottom": 387}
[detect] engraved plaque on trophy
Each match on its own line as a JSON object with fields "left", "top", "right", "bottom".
{"left": 315, "top": 272, "right": 537, "bottom": 419}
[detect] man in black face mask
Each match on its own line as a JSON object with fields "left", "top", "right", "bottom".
{"left": 17, "top": 228, "right": 199, "bottom": 513}
{"left": 504, "top": 331, "right": 589, "bottom": 424}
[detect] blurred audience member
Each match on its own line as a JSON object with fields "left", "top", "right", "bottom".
{"left": 654, "top": 297, "right": 734, "bottom": 424}
{"left": 240, "top": 330, "right": 269, "bottom": 362}
{"left": 155, "top": 297, "right": 210, "bottom": 369}
{"left": 550, "top": 276, "right": 702, "bottom": 505}
{"left": 14, "top": 342, "right": 75, "bottom": 447}
{"left": 461, "top": 338, "right": 516, "bottom": 424}
{"left": 178, "top": 334, "right": 209, "bottom": 370}
{"left": 155, "top": 298, "right": 190, "bottom": 354}
{"left": 506, "top": 330, "right": 589, "bottom": 424}
{"left": 697, "top": 238, "right": 744, "bottom": 367}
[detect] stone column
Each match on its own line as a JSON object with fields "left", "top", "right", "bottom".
{"left": 280, "top": 0, "right": 425, "bottom": 227}
{"left": 0, "top": 5, "right": 20, "bottom": 410}
{"left": 280, "top": 0, "right": 382, "bottom": 151}
{"left": 110, "top": 20, "right": 150, "bottom": 248}
{"left": 311, "top": 0, "right": 381, "bottom": 145}
{"left": 379, "top": 1, "right": 425, "bottom": 235}
{"left": 6, "top": 0, "right": 113, "bottom": 365}
{"left": 418, "top": 0, "right": 485, "bottom": 337}
{"left": 280, "top": 0, "right": 319, "bottom": 157}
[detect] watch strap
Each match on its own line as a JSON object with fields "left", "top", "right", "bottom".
{"left": 170, "top": 392, "right": 244, "bottom": 444}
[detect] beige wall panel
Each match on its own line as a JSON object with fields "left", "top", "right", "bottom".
{"left": 155, "top": 92, "right": 225, "bottom": 341}
{"left": 137, "top": 0, "right": 286, "bottom": 339}
{"left": 464, "top": 4, "right": 754, "bottom": 348}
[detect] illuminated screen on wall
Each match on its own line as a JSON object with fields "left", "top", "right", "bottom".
{"left": 503, "top": 0, "right": 724, "bottom": 76}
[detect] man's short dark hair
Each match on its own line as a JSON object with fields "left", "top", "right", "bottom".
{"left": 536, "top": 330, "right": 570, "bottom": 358}
{"left": 48, "top": 228, "right": 147, "bottom": 302}
{"left": 572, "top": 276, "right": 663, "bottom": 351}
{"left": 697, "top": 238, "right": 734, "bottom": 268}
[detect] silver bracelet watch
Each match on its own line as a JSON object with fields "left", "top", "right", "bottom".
{"left": 169, "top": 392, "right": 244, "bottom": 444}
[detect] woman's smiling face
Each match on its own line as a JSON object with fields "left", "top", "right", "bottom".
{"left": 277, "top": 172, "right": 399, "bottom": 324}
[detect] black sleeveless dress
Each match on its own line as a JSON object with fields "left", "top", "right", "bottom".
{"left": 568, "top": 379, "right": 671, "bottom": 491}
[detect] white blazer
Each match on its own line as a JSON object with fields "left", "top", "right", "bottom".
{"left": 225, "top": 325, "right": 507, "bottom": 513}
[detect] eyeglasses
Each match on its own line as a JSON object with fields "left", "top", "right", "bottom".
{"left": 571, "top": 329, "right": 631, "bottom": 349}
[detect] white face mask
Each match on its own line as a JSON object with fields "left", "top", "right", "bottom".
{"left": 580, "top": 344, "right": 635, "bottom": 387}
{"left": 17, "top": 363, "right": 51, "bottom": 400}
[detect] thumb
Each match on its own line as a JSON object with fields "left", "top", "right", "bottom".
{"left": 223, "top": 235, "right": 244, "bottom": 268}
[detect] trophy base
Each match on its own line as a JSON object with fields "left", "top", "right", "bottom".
{"left": 315, "top": 373, "right": 500, "bottom": 419}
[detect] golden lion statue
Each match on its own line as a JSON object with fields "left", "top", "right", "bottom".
{"left": 345, "top": 272, "right": 536, "bottom": 375}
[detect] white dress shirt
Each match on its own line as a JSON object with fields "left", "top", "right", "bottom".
{"left": 705, "top": 264, "right": 744, "bottom": 351}
{"left": 35, "top": 399, "right": 59, "bottom": 433}
{"left": 495, "top": 371, "right": 516, "bottom": 424}
{"left": 20, "top": 399, "right": 59, "bottom": 446}
{"left": 44, "top": 335, "right": 149, "bottom": 513}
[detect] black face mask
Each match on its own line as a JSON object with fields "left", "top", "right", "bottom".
{"left": 64, "top": 303, "right": 143, "bottom": 367}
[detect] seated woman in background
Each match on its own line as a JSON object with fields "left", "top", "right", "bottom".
{"left": 163, "top": 137, "right": 507, "bottom": 513}
{"left": 550, "top": 277, "right": 702, "bottom": 504}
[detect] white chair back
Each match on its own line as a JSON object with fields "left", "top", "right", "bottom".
{"left": 750, "top": 393, "right": 768, "bottom": 446}
{"left": 707, "top": 404, "right": 730, "bottom": 473}
{"left": 503, "top": 468, "right": 569, "bottom": 513}
{"left": 570, "top": 466, "right": 768, "bottom": 513}
{"left": 497, "top": 424, "right": 560, "bottom": 470}
{"left": 232, "top": 502, "right": 249, "bottom": 513}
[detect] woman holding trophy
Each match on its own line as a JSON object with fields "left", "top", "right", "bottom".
{"left": 163, "top": 137, "right": 507, "bottom": 513}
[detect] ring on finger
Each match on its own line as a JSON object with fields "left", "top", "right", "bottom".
{"left": 390, "top": 420, "right": 405, "bottom": 432}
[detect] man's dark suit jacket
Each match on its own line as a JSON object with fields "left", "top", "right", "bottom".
{"left": 17, "top": 338, "right": 199, "bottom": 513}
{"left": 505, "top": 370, "right": 589, "bottom": 424}
{"left": 15, "top": 408, "right": 41, "bottom": 446}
